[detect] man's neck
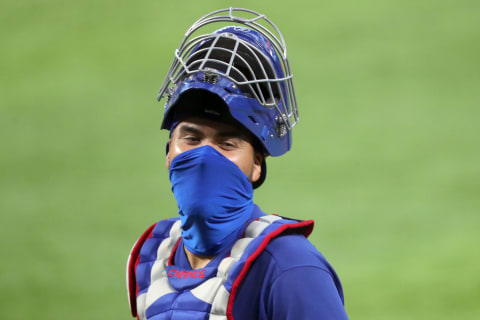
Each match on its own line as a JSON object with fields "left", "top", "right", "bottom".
{"left": 184, "top": 245, "right": 215, "bottom": 270}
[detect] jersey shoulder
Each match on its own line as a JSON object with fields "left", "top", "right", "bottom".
{"left": 263, "top": 232, "right": 334, "bottom": 274}
{"left": 233, "top": 221, "right": 347, "bottom": 319}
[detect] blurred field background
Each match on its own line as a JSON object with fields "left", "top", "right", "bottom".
{"left": 1, "top": 0, "right": 479, "bottom": 319}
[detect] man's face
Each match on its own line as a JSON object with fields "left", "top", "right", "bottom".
{"left": 166, "top": 117, "right": 262, "bottom": 184}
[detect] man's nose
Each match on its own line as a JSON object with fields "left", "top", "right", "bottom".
{"left": 202, "top": 141, "right": 222, "bottom": 154}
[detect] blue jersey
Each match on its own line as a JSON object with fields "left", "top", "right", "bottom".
{"left": 128, "top": 206, "right": 348, "bottom": 319}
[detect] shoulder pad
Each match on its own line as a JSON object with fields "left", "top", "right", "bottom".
{"left": 271, "top": 214, "right": 314, "bottom": 237}
{"left": 126, "top": 223, "right": 157, "bottom": 317}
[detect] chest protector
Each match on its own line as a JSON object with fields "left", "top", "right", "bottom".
{"left": 127, "top": 215, "right": 313, "bottom": 320}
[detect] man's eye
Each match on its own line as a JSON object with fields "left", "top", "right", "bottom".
{"left": 220, "top": 141, "right": 237, "bottom": 149}
{"left": 184, "top": 136, "right": 200, "bottom": 143}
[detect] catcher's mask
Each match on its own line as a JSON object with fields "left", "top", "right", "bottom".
{"left": 158, "top": 8, "right": 298, "bottom": 187}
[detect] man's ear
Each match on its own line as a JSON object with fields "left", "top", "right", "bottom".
{"left": 251, "top": 152, "right": 263, "bottom": 184}
{"left": 165, "top": 139, "right": 172, "bottom": 170}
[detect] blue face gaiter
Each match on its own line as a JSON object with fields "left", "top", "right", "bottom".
{"left": 169, "top": 145, "right": 254, "bottom": 256}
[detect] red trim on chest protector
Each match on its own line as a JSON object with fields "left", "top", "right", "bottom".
{"left": 226, "top": 220, "right": 314, "bottom": 320}
{"left": 168, "top": 238, "right": 182, "bottom": 266}
{"left": 128, "top": 223, "right": 157, "bottom": 318}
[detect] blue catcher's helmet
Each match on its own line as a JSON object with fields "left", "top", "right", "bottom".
{"left": 158, "top": 8, "right": 299, "bottom": 187}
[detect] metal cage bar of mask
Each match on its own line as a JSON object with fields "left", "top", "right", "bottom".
{"left": 157, "top": 7, "right": 299, "bottom": 131}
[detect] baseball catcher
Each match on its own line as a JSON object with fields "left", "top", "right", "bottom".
{"left": 127, "top": 8, "right": 349, "bottom": 320}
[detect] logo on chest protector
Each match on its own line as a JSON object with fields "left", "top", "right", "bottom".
{"left": 168, "top": 268, "right": 206, "bottom": 279}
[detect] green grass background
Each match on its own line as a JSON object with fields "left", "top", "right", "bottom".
{"left": 1, "top": 0, "right": 479, "bottom": 319}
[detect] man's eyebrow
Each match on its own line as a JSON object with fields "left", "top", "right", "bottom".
{"left": 215, "top": 130, "right": 241, "bottom": 138}
{"left": 177, "top": 123, "right": 250, "bottom": 141}
{"left": 215, "top": 129, "right": 251, "bottom": 142}
{"left": 178, "top": 125, "right": 203, "bottom": 136}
